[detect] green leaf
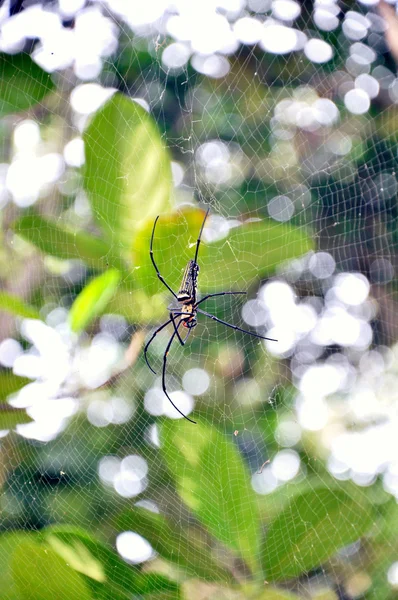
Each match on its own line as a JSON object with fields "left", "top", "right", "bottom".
{"left": 133, "top": 209, "right": 313, "bottom": 296}
{"left": 0, "top": 533, "right": 28, "bottom": 599}
{"left": 0, "top": 53, "right": 54, "bottom": 117}
{"left": 11, "top": 538, "right": 92, "bottom": 600}
{"left": 263, "top": 486, "right": 374, "bottom": 582}
{"left": 47, "top": 536, "right": 106, "bottom": 582}
{"left": 69, "top": 269, "right": 121, "bottom": 333}
{"left": 259, "top": 590, "right": 302, "bottom": 600}
{"left": 373, "top": 498, "right": 398, "bottom": 543}
{"left": 161, "top": 419, "right": 260, "bottom": 573}
{"left": 0, "top": 406, "right": 33, "bottom": 429}
{"left": 116, "top": 507, "right": 232, "bottom": 583}
{"left": 132, "top": 207, "right": 209, "bottom": 296}
{"left": 84, "top": 93, "right": 173, "bottom": 255}
{"left": 0, "top": 292, "right": 41, "bottom": 320}
{"left": 0, "top": 373, "right": 31, "bottom": 400}
{"left": 106, "top": 289, "right": 166, "bottom": 325}
{"left": 133, "top": 574, "right": 181, "bottom": 599}
{"left": 44, "top": 526, "right": 137, "bottom": 597}
{"left": 0, "top": 373, "right": 32, "bottom": 430}
{"left": 199, "top": 219, "right": 313, "bottom": 292}
{"left": 12, "top": 215, "right": 122, "bottom": 270}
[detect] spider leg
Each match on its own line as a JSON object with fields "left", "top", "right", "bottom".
{"left": 194, "top": 208, "right": 210, "bottom": 264}
{"left": 150, "top": 216, "right": 178, "bottom": 299}
{"left": 170, "top": 312, "right": 186, "bottom": 346}
{"left": 197, "top": 308, "right": 278, "bottom": 342}
{"left": 170, "top": 311, "right": 194, "bottom": 346}
{"left": 162, "top": 323, "right": 196, "bottom": 424}
{"left": 182, "top": 327, "right": 193, "bottom": 344}
{"left": 145, "top": 312, "right": 192, "bottom": 374}
{"left": 196, "top": 291, "right": 247, "bottom": 307}
{"left": 144, "top": 318, "right": 173, "bottom": 375}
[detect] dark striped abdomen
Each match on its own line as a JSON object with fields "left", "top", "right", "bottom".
{"left": 177, "top": 260, "right": 199, "bottom": 303}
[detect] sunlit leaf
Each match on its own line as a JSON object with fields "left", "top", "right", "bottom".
{"left": 69, "top": 269, "right": 121, "bottom": 333}
{"left": 45, "top": 526, "right": 137, "bottom": 596}
{"left": 133, "top": 209, "right": 313, "bottom": 295}
{"left": 84, "top": 93, "right": 173, "bottom": 255}
{"left": 106, "top": 289, "right": 166, "bottom": 325}
{"left": 132, "top": 207, "right": 211, "bottom": 297}
{"left": 116, "top": 506, "right": 232, "bottom": 582}
{"left": 0, "top": 373, "right": 31, "bottom": 400}
{"left": 161, "top": 419, "right": 260, "bottom": 573}
{"left": 12, "top": 214, "right": 123, "bottom": 270}
{"left": 0, "top": 53, "right": 54, "bottom": 117}
{"left": 0, "top": 292, "right": 41, "bottom": 320}
{"left": 11, "top": 538, "right": 92, "bottom": 600}
{"left": 199, "top": 219, "right": 313, "bottom": 292}
{"left": 0, "top": 533, "right": 29, "bottom": 600}
{"left": 47, "top": 536, "right": 106, "bottom": 582}
{"left": 262, "top": 486, "right": 374, "bottom": 582}
{"left": 0, "top": 406, "right": 33, "bottom": 429}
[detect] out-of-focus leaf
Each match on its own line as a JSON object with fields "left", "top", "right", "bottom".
{"left": 84, "top": 93, "right": 173, "bottom": 255}
{"left": 0, "top": 406, "right": 33, "bottom": 429}
{"left": 161, "top": 419, "right": 260, "bottom": 573}
{"left": 0, "top": 53, "right": 54, "bottom": 117}
{"left": 133, "top": 574, "right": 181, "bottom": 599}
{"left": 47, "top": 536, "right": 106, "bottom": 582}
{"left": 69, "top": 269, "right": 121, "bottom": 333}
{"left": 0, "top": 292, "right": 41, "bottom": 320}
{"left": 44, "top": 526, "right": 137, "bottom": 597}
{"left": 258, "top": 477, "right": 329, "bottom": 523}
{"left": 0, "top": 533, "right": 28, "bottom": 600}
{"left": 106, "top": 289, "right": 166, "bottom": 325}
{"left": 44, "top": 489, "right": 98, "bottom": 529}
{"left": 199, "top": 219, "right": 313, "bottom": 292}
{"left": 11, "top": 538, "right": 92, "bottom": 600}
{"left": 373, "top": 499, "right": 398, "bottom": 543}
{"left": 262, "top": 486, "right": 374, "bottom": 582}
{"left": 2, "top": 526, "right": 179, "bottom": 600}
{"left": 0, "top": 373, "right": 31, "bottom": 400}
{"left": 133, "top": 210, "right": 313, "bottom": 295}
{"left": 12, "top": 215, "right": 123, "bottom": 270}
{"left": 0, "top": 375, "right": 31, "bottom": 431}
{"left": 258, "top": 589, "right": 302, "bottom": 600}
{"left": 116, "top": 507, "right": 232, "bottom": 583}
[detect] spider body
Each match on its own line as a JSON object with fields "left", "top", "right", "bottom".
{"left": 180, "top": 303, "right": 197, "bottom": 329}
{"left": 177, "top": 260, "right": 199, "bottom": 328}
{"left": 145, "top": 208, "right": 277, "bottom": 424}
{"left": 177, "top": 259, "right": 199, "bottom": 304}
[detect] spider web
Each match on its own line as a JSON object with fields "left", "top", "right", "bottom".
{"left": 1, "top": 0, "right": 398, "bottom": 598}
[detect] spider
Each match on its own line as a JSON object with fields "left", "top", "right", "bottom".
{"left": 144, "top": 209, "right": 277, "bottom": 424}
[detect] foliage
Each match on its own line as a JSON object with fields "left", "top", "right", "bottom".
{"left": 0, "top": 53, "right": 54, "bottom": 117}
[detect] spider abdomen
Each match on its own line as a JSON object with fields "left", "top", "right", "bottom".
{"left": 177, "top": 259, "right": 199, "bottom": 304}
